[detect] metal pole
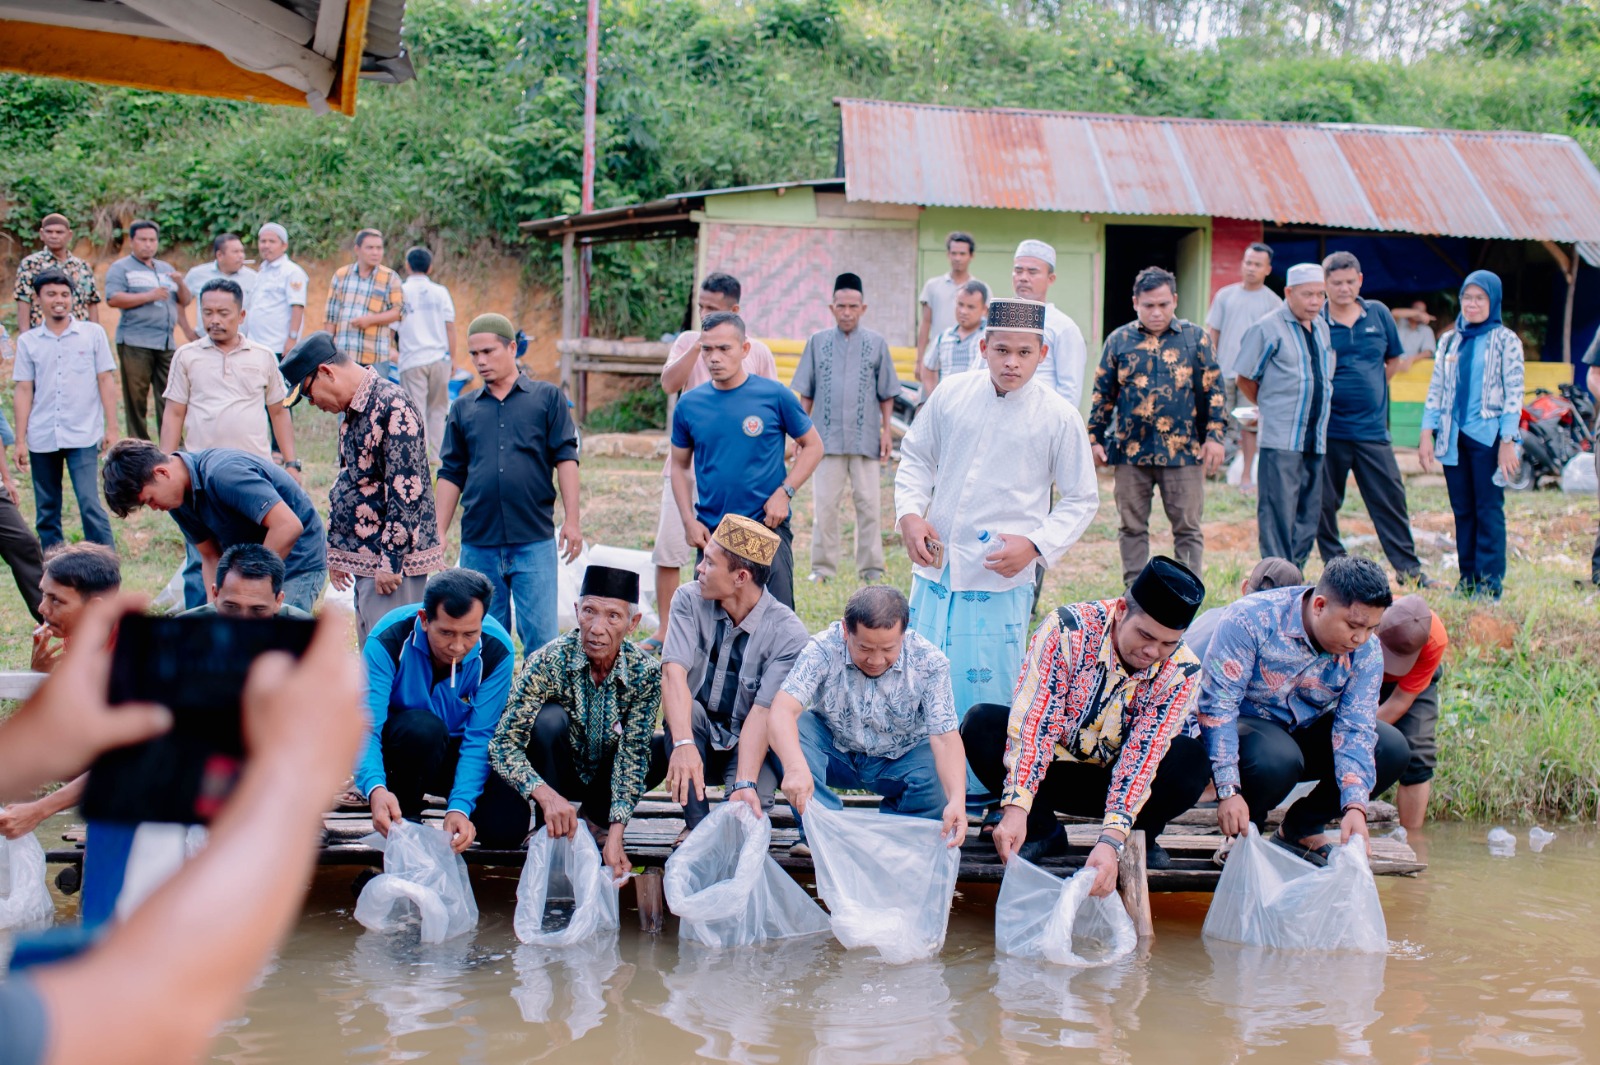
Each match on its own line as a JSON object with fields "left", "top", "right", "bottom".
{"left": 579, "top": 0, "right": 599, "bottom": 338}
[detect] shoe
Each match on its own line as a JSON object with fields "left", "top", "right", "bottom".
{"left": 1401, "top": 571, "right": 1441, "bottom": 590}
{"left": 1144, "top": 840, "right": 1172, "bottom": 870}
{"left": 789, "top": 840, "right": 811, "bottom": 859}
{"left": 806, "top": 572, "right": 830, "bottom": 585}
{"left": 1017, "top": 824, "right": 1070, "bottom": 863}
{"left": 860, "top": 570, "right": 885, "bottom": 584}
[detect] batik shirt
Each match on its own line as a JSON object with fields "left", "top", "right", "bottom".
{"left": 1003, "top": 599, "right": 1200, "bottom": 834}
{"left": 490, "top": 630, "right": 661, "bottom": 825}
{"left": 780, "top": 622, "right": 958, "bottom": 760}
{"left": 327, "top": 370, "right": 444, "bottom": 578}
{"left": 325, "top": 262, "right": 404, "bottom": 365}
{"left": 1087, "top": 319, "right": 1226, "bottom": 466}
{"left": 12, "top": 251, "right": 100, "bottom": 329}
{"left": 1195, "top": 585, "right": 1382, "bottom": 811}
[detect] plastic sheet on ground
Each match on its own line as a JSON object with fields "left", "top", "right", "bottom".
{"left": 1202, "top": 825, "right": 1387, "bottom": 953}
{"left": 0, "top": 828, "right": 53, "bottom": 930}
{"left": 663, "top": 801, "right": 830, "bottom": 947}
{"left": 354, "top": 820, "right": 478, "bottom": 943}
{"left": 1560, "top": 452, "right": 1597, "bottom": 495}
{"left": 804, "top": 804, "right": 959, "bottom": 964}
{"left": 514, "top": 826, "right": 620, "bottom": 946}
{"left": 995, "top": 858, "right": 1137, "bottom": 967}
{"left": 556, "top": 543, "right": 660, "bottom": 632}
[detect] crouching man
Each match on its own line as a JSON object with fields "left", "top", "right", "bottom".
{"left": 178, "top": 543, "right": 313, "bottom": 619}
{"left": 964, "top": 557, "right": 1211, "bottom": 896}
{"left": 741, "top": 585, "right": 967, "bottom": 857}
{"left": 1199, "top": 555, "right": 1411, "bottom": 863}
{"left": 358, "top": 567, "right": 530, "bottom": 853}
{"left": 489, "top": 566, "right": 660, "bottom": 881}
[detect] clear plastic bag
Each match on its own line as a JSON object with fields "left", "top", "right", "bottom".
{"left": 663, "top": 801, "right": 830, "bottom": 948}
{"left": 354, "top": 820, "right": 478, "bottom": 943}
{"left": 514, "top": 826, "right": 620, "bottom": 946}
{"left": 0, "top": 829, "right": 53, "bottom": 930}
{"left": 995, "top": 858, "right": 1137, "bottom": 967}
{"left": 803, "top": 804, "right": 959, "bottom": 964}
{"left": 1202, "top": 824, "right": 1387, "bottom": 953}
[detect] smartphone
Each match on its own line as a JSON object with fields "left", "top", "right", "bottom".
{"left": 925, "top": 537, "right": 946, "bottom": 570}
{"left": 81, "top": 614, "right": 316, "bottom": 825}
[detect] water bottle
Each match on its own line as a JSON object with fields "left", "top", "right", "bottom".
{"left": 1486, "top": 826, "right": 1516, "bottom": 856}
{"left": 976, "top": 529, "right": 995, "bottom": 546}
{"left": 1490, "top": 441, "right": 1522, "bottom": 488}
{"left": 1528, "top": 826, "right": 1556, "bottom": 852}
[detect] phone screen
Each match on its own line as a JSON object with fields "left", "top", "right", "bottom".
{"left": 81, "top": 614, "right": 316, "bottom": 825}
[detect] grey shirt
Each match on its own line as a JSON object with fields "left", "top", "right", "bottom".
{"left": 793, "top": 326, "right": 900, "bottom": 457}
{"left": 103, "top": 254, "right": 182, "bottom": 350}
{"left": 1206, "top": 283, "right": 1285, "bottom": 379}
{"left": 662, "top": 582, "right": 811, "bottom": 750}
{"left": 1236, "top": 306, "right": 1335, "bottom": 454}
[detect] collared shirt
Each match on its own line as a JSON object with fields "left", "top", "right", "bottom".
{"left": 895, "top": 370, "right": 1099, "bottom": 593}
{"left": 438, "top": 375, "right": 579, "bottom": 547}
{"left": 13, "top": 318, "right": 116, "bottom": 452}
{"left": 328, "top": 370, "right": 444, "bottom": 578}
{"left": 1323, "top": 299, "right": 1403, "bottom": 443}
{"left": 1420, "top": 326, "right": 1524, "bottom": 465}
{"left": 1205, "top": 282, "right": 1284, "bottom": 378}
{"left": 1087, "top": 318, "right": 1226, "bottom": 466}
{"left": 919, "top": 273, "right": 974, "bottom": 342}
{"left": 169, "top": 449, "right": 326, "bottom": 582}
{"left": 1196, "top": 585, "right": 1382, "bottom": 810}
{"left": 780, "top": 621, "right": 957, "bottom": 760}
{"left": 396, "top": 274, "right": 456, "bottom": 371}
{"left": 325, "top": 262, "right": 404, "bottom": 365}
{"left": 1038, "top": 303, "right": 1090, "bottom": 408}
{"left": 793, "top": 325, "right": 899, "bottom": 457}
{"left": 661, "top": 582, "right": 811, "bottom": 749}
{"left": 1397, "top": 318, "right": 1436, "bottom": 359}
{"left": 182, "top": 261, "right": 258, "bottom": 332}
{"left": 245, "top": 255, "right": 310, "bottom": 353}
{"left": 670, "top": 375, "right": 813, "bottom": 529}
{"left": 1237, "top": 305, "right": 1335, "bottom": 453}
{"left": 491, "top": 629, "right": 661, "bottom": 825}
{"left": 12, "top": 250, "right": 101, "bottom": 329}
{"left": 925, "top": 324, "right": 981, "bottom": 380}
{"left": 1004, "top": 600, "right": 1200, "bottom": 834}
{"left": 103, "top": 254, "right": 183, "bottom": 349}
{"left": 162, "top": 334, "right": 286, "bottom": 456}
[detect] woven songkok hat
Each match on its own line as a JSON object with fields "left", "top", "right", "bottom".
{"left": 986, "top": 298, "right": 1048, "bottom": 336}
{"left": 712, "top": 515, "right": 779, "bottom": 567}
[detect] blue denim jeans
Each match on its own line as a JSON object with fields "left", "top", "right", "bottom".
{"left": 31, "top": 446, "right": 114, "bottom": 548}
{"left": 281, "top": 569, "right": 327, "bottom": 613}
{"left": 182, "top": 541, "right": 206, "bottom": 610}
{"left": 0, "top": 402, "right": 14, "bottom": 447}
{"left": 459, "top": 540, "right": 557, "bottom": 655}
{"left": 793, "top": 709, "right": 947, "bottom": 841}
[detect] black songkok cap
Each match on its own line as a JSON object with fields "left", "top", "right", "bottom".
{"left": 278, "top": 332, "right": 340, "bottom": 408}
{"left": 1127, "top": 555, "right": 1205, "bottom": 630}
{"left": 985, "top": 298, "right": 1048, "bottom": 335}
{"left": 580, "top": 564, "right": 639, "bottom": 605}
{"left": 833, "top": 272, "right": 863, "bottom": 296}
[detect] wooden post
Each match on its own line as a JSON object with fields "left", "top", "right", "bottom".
{"left": 1117, "top": 829, "right": 1154, "bottom": 939}
{"left": 560, "top": 231, "right": 576, "bottom": 399}
{"left": 1564, "top": 247, "right": 1579, "bottom": 364}
{"left": 634, "top": 869, "right": 665, "bottom": 934}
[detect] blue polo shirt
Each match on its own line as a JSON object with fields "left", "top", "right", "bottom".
{"left": 171, "top": 448, "right": 326, "bottom": 581}
{"left": 1324, "top": 299, "right": 1404, "bottom": 443}
{"left": 671, "top": 375, "right": 813, "bottom": 529}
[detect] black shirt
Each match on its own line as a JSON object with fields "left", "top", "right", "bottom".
{"left": 438, "top": 375, "right": 580, "bottom": 546}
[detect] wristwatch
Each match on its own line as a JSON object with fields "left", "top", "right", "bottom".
{"left": 1215, "top": 784, "right": 1239, "bottom": 801}
{"left": 730, "top": 779, "right": 759, "bottom": 794}
{"left": 1096, "top": 833, "right": 1127, "bottom": 857}
{"left": 284, "top": 460, "right": 303, "bottom": 471}
{"left": 782, "top": 483, "right": 796, "bottom": 499}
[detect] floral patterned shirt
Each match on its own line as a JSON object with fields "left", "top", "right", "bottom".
{"left": 1003, "top": 599, "right": 1200, "bottom": 833}
{"left": 780, "top": 622, "right": 958, "bottom": 760}
{"left": 490, "top": 630, "right": 661, "bottom": 825}
{"left": 12, "top": 251, "right": 101, "bottom": 329}
{"left": 1087, "top": 319, "right": 1226, "bottom": 466}
{"left": 327, "top": 370, "right": 444, "bottom": 578}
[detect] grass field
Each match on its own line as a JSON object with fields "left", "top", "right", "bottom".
{"left": 5, "top": 404, "right": 1597, "bottom": 822}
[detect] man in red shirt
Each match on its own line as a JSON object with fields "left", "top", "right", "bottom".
{"left": 1376, "top": 594, "right": 1448, "bottom": 831}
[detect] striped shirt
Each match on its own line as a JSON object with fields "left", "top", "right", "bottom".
{"left": 1236, "top": 305, "right": 1334, "bottom": 453}
{"left": 324, "top": 262, "right": 404, "bottom": 365}
{"left": 1002, "top": 599, "right": 1200, "bottom": 834}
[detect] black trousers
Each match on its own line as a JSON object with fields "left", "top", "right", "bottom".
{"left": 1257, "top": 448, "right": 1324, "bottom": 568}
{"left": 1316, "top": 437, "right": 1422, "bottom": 577}
{"left": 381, "top": 708, "right": 532, "bottom": 849}
{"left": 0, "top": 495, "right": 43, "bottom": 622}
{"left": 516, "top": 701, "right": 620, "bottom": 829}
{"left": 644, "top": 699, "right": 783, "bottom": 830}
{"left": 961, "top": 702, "right": 1212, "bottom": 842}
{"left": 1236, "top": 714, "right": 1411, "bottom": 841}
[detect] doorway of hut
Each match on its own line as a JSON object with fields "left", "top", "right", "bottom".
{"left": 1102, "top": 224, "right": 1207, "bottom": 343}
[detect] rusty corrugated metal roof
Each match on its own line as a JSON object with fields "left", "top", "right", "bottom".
{"left": 837, "top": 98, "right": 1600, "bottom": 242}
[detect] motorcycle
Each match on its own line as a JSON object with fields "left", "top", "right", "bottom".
{"left": 1508, "top": 385, "right": 1594, "bottom": 491}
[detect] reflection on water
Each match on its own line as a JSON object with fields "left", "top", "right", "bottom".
{"left": 185, "top": 824, "right": 1600, "bottom": 1063}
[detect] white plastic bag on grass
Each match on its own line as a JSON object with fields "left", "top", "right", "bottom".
{"left": 995, "top": 858, "right": 1136, "bottom": 967}
{"left": 514, "top": 826, "right": 620, "bottom": 946}
{"left": 663, "top": 802, "right": 829, "bottom": 947}
{"left": 804, "top": 805, "right": 959, "bottom": 964}
{"left": 354, "top": 820, "right": 478, "bottom": 943}
{"left": 1202, "top": 824, "right": 1386, "bottom": 953}
{"left": 1561, "top": 453, "right": 1597, "bottom": 495}
{"left": 0, "top": 828, "right": 53, "bottom": 930}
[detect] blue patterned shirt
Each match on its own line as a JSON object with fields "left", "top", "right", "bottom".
{"left": 780, "top": 622, "right": 958, "bottom": 759}
{"left": 1195, "top": 585, "right": 1382, "bottom": 810}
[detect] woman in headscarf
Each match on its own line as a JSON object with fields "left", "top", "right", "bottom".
{"left": 1417, "top": 270, "right": 1524, "bottom": 599}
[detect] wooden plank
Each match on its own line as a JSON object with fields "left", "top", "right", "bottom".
{"left": 555, "top": 339, "right": 671, "bottom": 358}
